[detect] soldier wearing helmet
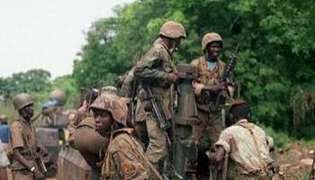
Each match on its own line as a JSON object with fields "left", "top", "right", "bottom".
{"left": 211, "top": 100, "right": 280, "bottom": 179}
{"left": 37, "top": 89, "right": 69, "bottom": 128}
{"left": 50, "top": 89, "right": 66, "bottom": 106}
{"left": 134, "top": 20, "right": 186, "bottom": 173}
{"left": 190, "top": 32, "right": 236, "bottom": 178}
{"left": 10, "top": 93, "right": 45, "bottom": 180}
{"left": 90, "top": 93, "right": 162, "bottom": 180}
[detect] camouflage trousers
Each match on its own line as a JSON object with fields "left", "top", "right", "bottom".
{"left": 193, "top": 109, "right": 223, "bottom": 150}
{"left": 193, "top": 109, "right": 224, "bottom": 177}
{"left": 144, "top": 114, "right": 168, "bottom": 172}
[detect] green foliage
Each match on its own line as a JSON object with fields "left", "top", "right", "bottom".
{"left": 73, "top": 0, "right": 315, "bottom": 134}
{"left": 264, "top": 126, "right": 291, "bottom": 148}
{"left": 0, "top": 73, "right": 79, "bottom": 123}
{"left": 0, "top": 69, "right": 52, "bottom": 99}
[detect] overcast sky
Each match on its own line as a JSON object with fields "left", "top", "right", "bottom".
{"left": 0, "top": 0, "right": 133, "bottom": 78}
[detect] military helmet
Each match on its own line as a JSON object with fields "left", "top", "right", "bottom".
{"left": 13, "top": 93, "right": 34, "bottom": 110}
{"left": 90, "top": 94, "right": 127, "bottom": 126}
{"left": 160, "top": 21, "right": 186, "bottom": 39}
{"left": 201, "top": 32, "right": 223, "bottom": 51}
{"left": 50, "top": 89, "right": 66, "bottom": 105}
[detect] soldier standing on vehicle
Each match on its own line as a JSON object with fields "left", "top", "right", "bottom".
{"left": 90, "top": 93, "right": 162, "bottom": 180}
{"left": 211, "top": 100, "right": 279, "bottom": 180}
{"left": 134, "top": 20, "right": 186, "bottom": 173}
{"left": 10, "top": 93, "right": 45, "bottom": 180}
{"left": 190, "top": 32, "right": 236, "bottom": 177}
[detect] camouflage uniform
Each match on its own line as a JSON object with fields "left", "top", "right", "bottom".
{"left": 191, "top": 55, "right": 226, "bottom": 146}
{"left": 72, "top": 116, "right": 107, "bottom": 177}
{"left": 134, "top": 21, "right": 186, "bottom": 170}
{"left": 90, "top": 93, "right": 161, "bottom": 180}
{"left": 215, "top": 119, "right": 274, "bottom": 180}
{"left": 10, "top": 93, "right": 41, "bottom": 180}
{"left": 10, "top": 118, "right": 38, "bottom": 180}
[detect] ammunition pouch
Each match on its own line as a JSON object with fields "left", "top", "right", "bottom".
{"left": 197, "top": 90, "right": 226, "bottom": 112}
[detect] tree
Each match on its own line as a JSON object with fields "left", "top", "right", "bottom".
{"left": 73, "top": 0, "right": 315, "bottom": 133}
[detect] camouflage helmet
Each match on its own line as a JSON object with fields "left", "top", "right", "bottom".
{"left": 201, "top": 32, "right": 223, "bottom": 51}
{"left": 160, "top": 21, "right": 186, "bottom": 39}
{"left": 13, "top": 93, "right": 34, "bottom": 110}
{"left": 90, "top": 94, "right": 127, "bottom": 126}
{"left": 50, "top": 89, "right": 66, "bottom": 105}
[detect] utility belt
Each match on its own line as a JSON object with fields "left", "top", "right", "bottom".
{"left": 240, "top": 165, "right": 278, "bottom": 180}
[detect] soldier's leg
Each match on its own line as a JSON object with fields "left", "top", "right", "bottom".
{"left": 12, "top": 170, "right": 34, "bottom": 180}
{"left": 145, "top": 114, "right": 167, "bottom": 171}
{"left": 194, "top": 110, "right": 210, "bottom": 179}
{"left": 207, "top": 112, "right": 224, "bottom": 147}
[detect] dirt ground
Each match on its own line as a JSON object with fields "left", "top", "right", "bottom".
{"left": 277, "top": 142, "right": 314, "bottom": 180}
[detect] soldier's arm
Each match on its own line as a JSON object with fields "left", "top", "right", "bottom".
{"left": 213, "top": 146, "right": 226, "bottom": 163}
{"left": 112, "top": 135, "right": 150, "bottom": 180}
{"left": 13, "top": 148, "right": 34, "bottom": 170}
{"left": 134, "top": 52, "right": 169, "bottom": 81}
{"left": 10, "top": 123, "right": 35, "bottom": 170}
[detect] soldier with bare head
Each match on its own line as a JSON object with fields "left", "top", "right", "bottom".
{"left": 134, "top": 20, "right": 186, "bottom": 173}
{"left": 211, "top": 100, "right": 279, "bottom": 180}
{"left": 10, "top": 93, "right": 45, "bottom": 180}
{"left": 90, "top": 93, "right": 162, "bottom": 180}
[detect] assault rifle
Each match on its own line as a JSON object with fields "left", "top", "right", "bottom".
{"left": 127, "top": 80, "right": 137, "bottom": 127}
{"left": 143, "top": 86, "right": 169, "bottom": 131}
{"left": 200, "top": 53, "right": 238, "bottom": 108}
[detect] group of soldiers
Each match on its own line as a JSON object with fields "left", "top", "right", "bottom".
{"left": 4, "top": 20, "right": 282, "bottom": 180}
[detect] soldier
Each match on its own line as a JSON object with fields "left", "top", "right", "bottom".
{"left": 90, "top": 93, "right": 162, "bottom": 180}
{"left": 134, "top": 20, "right": 186, "bottom": 172}
{"left": 67, "top": 88, "right": 99, "bottom": 141}
{"left": 190, "top": 32, "right": 235, "bottom": 177}
{"left": 212, "top": 100, "right": 278, "bottom": 180}
{"left": 38, "top": 89, "right": 68, "bottom": 127}
{"left": 70, "top": 88, "right": 110, "bottom": 178}
{"left": 10, "top": 93, "right": 45, "bottom": 180}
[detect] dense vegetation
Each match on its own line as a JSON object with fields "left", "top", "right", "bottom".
{"left": 73, "top": 0, "right": 315, "bottom": 135}
{"left": 0, "top": 70, "right": 79, "bottom": 120}
{"left": 0, "top": 0, "right": 314, "bottom": 138}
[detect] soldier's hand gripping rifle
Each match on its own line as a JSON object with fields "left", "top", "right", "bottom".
{"left": 200, "top": 53, "right": 238, "bottom": 108}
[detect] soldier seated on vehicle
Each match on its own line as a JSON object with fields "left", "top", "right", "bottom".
{"left": 67, "top": 88, "right": 99, "bottom": 140}
{"left": 90, "top": 93, "right": 162, "bottom": 180}
{"left": 211, "top": 100, "right": 279, "bottom": 180}
{"left": 68, "top": 86, "right": 116, "bottom": 144}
